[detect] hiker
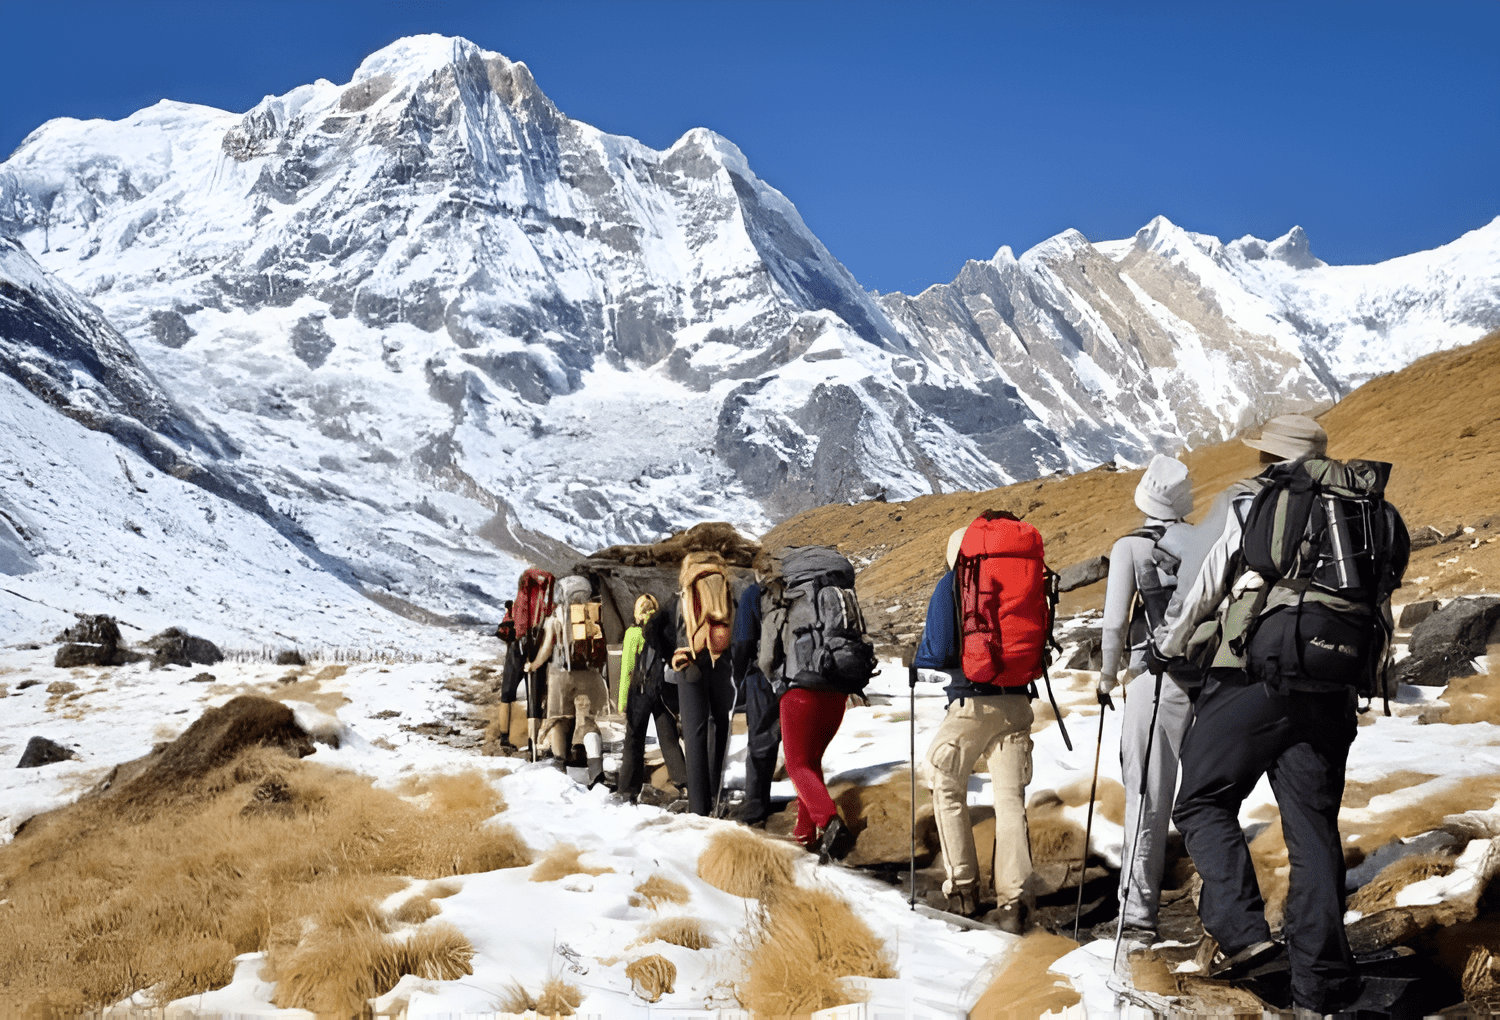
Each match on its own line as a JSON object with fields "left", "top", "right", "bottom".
{"left": 731, "top": 552, "right": 781, "bottom": 828}
{"left": 757, "top": 545, "right": 875, "bottom": 861}
{"left": 1095, "top": 455, "right": 1200, "bottom": 948}
{"left": 501, "top": 570, "right": 554, "bottom": 754}
{"left": 915, "top": 514, "right": 1050, "bottom": 934}
{"left": 616, "top": 593, "right": 689, "bottom": 803}
{"left": 1153, "top": 415, "right": 1408, "bottom": 1012}
{"left": 526, "top": 574, "right": 610, "bottom": 785}
{"left": 657, "top": 551, "right": 736, "bottom": 816}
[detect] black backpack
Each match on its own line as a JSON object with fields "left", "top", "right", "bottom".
{"left": 1128, "top": 524, "right": 1214, "bottom": 685}
{"left": 757, "top": 546, "right": 877, "bottom": 698}
{"left": 1236, "top": 457, "right": 1409, "bottom": 697}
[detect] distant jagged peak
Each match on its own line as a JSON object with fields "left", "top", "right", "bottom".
{"left": 1225, "top": 224, "right": 1324, "bottom": 270}
{"left": 1019, "top": 227, "right": 1097, "bottom": 265}
{"left": 1267, "top": 225, "right": 1324, "bottom": 269}
{"left": 990, "top": 244, "right": 1018, "bottom": 266}
{"left": 1130, "top": 214, "right": 1225, "bottom": 261}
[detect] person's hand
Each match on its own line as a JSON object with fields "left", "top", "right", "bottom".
{"left": 671, "top": 648, "right": 693, "bottom": 673}
{"left": 1097, "top": 671, "right": 1118, "bottom": 698}
{"left": 846, "top": 692, "right": 869, "bottom": 709}
{"left": 1143, "top": 644, "right": 1170, "bottom": 676}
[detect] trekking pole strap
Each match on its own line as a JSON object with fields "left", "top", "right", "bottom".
{"left": 1043, "top": 667, "right": 1072, "bottom": 751}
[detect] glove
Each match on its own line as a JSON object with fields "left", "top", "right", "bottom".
{"left": 1097, "top": 671, "right": 1119, "bottom": 697}
{"left": 1142, "top": 643, "right": 1170, "bottom": 677}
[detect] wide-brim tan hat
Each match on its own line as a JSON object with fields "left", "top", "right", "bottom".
{"left": 1242, "top": 414, "right": 1328, "bottom": 460}
{"left": 945, "top": 527, "right": 967, "bottom": 570}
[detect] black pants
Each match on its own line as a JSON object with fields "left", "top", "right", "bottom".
{"left": 1173, "top": 677, "right": 1359, "bottom": 1012}
{"left": 617, "top": 680, "right": 687, "bottom": 799}
{"left": 500, "top": 641, "right": 525, "bottom": 703}
{"left": 676, "top": 653, "right": 736, "bottom": 816}
{"left": 741, "top": 670, "right": 783, "bottom": 825}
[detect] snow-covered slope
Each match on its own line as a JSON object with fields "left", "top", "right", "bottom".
{"left": 1, "top": 33, "right": 1497, "bottom": 635}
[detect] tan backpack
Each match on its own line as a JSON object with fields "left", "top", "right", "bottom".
{"left": 678, "top": 552, "right": 733, "bottom": 664}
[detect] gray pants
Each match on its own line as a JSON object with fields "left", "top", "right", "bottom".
{"left": 1118, "top": 668, "right": 1195, "bottom": 929}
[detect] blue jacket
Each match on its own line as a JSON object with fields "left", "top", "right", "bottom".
{"left": 730, "top": 582, "right": 764, "bottom": 687}
{"left": 914, "top": 570, "right": 1024, "bottom": 704}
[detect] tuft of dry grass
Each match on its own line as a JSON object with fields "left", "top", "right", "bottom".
{"left": 0, "top": 711, "right": 528, "bottom": 1012}
{"left": 535, "top": 976, "right": 584, "bottom": 1016}
{"left": 625, "top": 954, "right": 677, "bottom": 1002}
{"left": 496, "top": 978, "right": 535, "bottom": 1014}
{"left": 696, "top": 826, "right": 798, "bottom": 899}
{"left": 1347, "top": 852, "right": 1457, "bottom": 915}
{"left": 630, "top": 873, "right": 691, "bottom": 909}
{"left": 739, "top": 886, "right": 896, "bottom": 1017}
{"left": 1056, "top": 776, "right": 1126, "bottom": 826}
{"left": 629, "top": 916, "right": 715, "bottom": 950}
{"left": 531, "top": 842, "right": 616, "bottom": 883}
{"left": 266, "top": 916, "right": 474, "bottom": 1015}
{"left": 391, "top": 895, "right": 441, "bottom": 924}
{"left": 969, "top": 931, "right": 1082, "bottom": 1019}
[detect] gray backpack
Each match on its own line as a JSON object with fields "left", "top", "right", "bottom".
{"left": 757, "top": 546, "right": 876, "bottom": 698}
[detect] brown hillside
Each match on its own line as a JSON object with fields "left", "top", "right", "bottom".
{"left": 764, "top": 330, "right": 1500, "bottom": 645}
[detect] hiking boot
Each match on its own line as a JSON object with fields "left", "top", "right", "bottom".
{"left": 926, "top": 886, "right": 982, "bottom": 918}
{"left": 990, "top": 901, "right": 1026, "bottom": 935}
{"left": 1210, "top": 939, "right": 1284, "bottom": 979}
{"left": 1090, "top": 919, "right": 1156, "bottom": 946}
{"left": 815, "top": 816, "right": 856, "bottom": 864}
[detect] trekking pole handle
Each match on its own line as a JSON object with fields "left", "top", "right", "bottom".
{"left": 902, "top": 645, "right": 918, "bottom": 688}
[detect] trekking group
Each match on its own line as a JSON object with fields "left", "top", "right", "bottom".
{"left": 492, "top": 414, "right": 1408, "bottom": 1015}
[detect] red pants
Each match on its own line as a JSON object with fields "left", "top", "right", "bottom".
{"left": 779, "top": 688, "right": 846, "bottom": 844}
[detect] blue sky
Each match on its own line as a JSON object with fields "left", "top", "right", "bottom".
{"left": 3, "top": 0, "right": 1495, "bottom": 294}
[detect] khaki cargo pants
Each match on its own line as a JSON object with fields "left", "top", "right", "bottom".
{"left": 922, "top": 694, "right": 1034, "bottom": 907}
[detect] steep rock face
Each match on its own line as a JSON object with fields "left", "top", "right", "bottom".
{"left": 1, "top": 32, "right": 1497, "bottom": 576}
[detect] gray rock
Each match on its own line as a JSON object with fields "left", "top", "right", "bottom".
{"left": 145, "top": 627, "right": 224, "bottom": 669}
{"left": 18, "top": 736, "right": 76, "bottom": 768}
{"left": 1396, "top": 596, "right": 1500, "bottom": 686}
{"left": 1398, "top": 600, "right": 1440, "bottom": 630}
{"left": 1345, "top": 829, "right": 1460, "bottom": 892}
{"left": 1058, "top": 556, "right": 1110, "bottom": 593}
{"left": 1064, "top": 636, "right": 1103, "bottom": 671}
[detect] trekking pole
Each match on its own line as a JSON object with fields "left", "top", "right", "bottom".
{"left": 712, "top": 669, "right": 741, "bottom": 820}
{"left": 905, "top": 648, "right": 918, "bottom": 909}
{"left": 1073, "top": 685, "right": 1114, "bottom": 940}
{"left": 1114, "top": 666, "right": 1164, "bottom": 973}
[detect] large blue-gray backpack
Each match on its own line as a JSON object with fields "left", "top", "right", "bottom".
{"left": 1233, "top": 457, "right": 1410, "bottom": 710}
{"left": 756, "top": 546, "right": 877, "bottom": 699}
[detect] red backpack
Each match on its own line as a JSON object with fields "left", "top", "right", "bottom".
{"left": 514, "top": 569, "right": 555, "bottom": 649}
{"left": 954, "top": 511, "right": 1070, "bottom": 746}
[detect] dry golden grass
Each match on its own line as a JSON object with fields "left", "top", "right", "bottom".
{"left": 739, "top": 886, "right": 897, "bottom": 1017}
{"left": 629, "top": 916, "right": 714, "bottom": 950}
{"left": 1347, "top": 852, "right": 1457, "bottom": 915}
{"left": 0, "top": 699, "right": 529, "bottom": 1013}
{"left": 1342, "top": 771, "right": 1439, "bottom": 809}
{"left": 531, "top": 842, "right": 616, "bottom": 883}
{"left": 630, "top": 873, "right": 691, "bottom": 909}
{"left": 391, "top": 894, "right": 441, "bottom": 924}
{"left": 496, "top": 978, "right": 536, "bottom": 1013}
{"left": 625, "top": 954, "right": 677, "bottom": 1002}
{"left": 1056, "top": 776, "right": 1126, "bottom": 826}
{"left": 1428, "top": 670, "right": 1500, "bottom": 726}
{"left": 395, "top": 768, "right": 507, "bottom": 816}
{"left": 696, "top": 826, "right": 798, "bottom": 899}
{"left": 535, "top": 976, "right": 584, "bottom": 1016}
{"left": 266, "top": 916, "right": 474, "bottom": 1015}
{"left": 969, "top": 931, "right": 1082, "bottom": 1019}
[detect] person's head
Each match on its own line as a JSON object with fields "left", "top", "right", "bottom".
{"left": 945, "top": 527, "right": 967, "bottom": 571}
{"left": 1242, "top": 414, "right": 1327, "bottom": 463}
{"left": 633, "top": 593, "right": 658, "bottom": 625}
{"left": 1134, "top": 454, "right": 1194, "bottom": 521}
{"left": 751, "top": 547, "right": 775, "bottom": 583}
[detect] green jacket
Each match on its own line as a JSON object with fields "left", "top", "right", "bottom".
{"left": 618, "top": 624, "right": 645, "bottom": 713}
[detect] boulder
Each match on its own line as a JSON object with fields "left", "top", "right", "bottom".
{"left": 1396, "top": 596, "right": 1500, "bottom": 687}
{"left": 1064, "top": 635, "right": 1103, "bottom": 671}
{"left": 18, "top": 736, "right": 77, "bottom": 768}
{"left": 1399, "top": 600, "right": 1440, "bottom": 630}
{"left": 274, "top": 649, "right": 306, "bottom": 667}
{"left": 1058, "top": 556, "right": 1109, "bottom": 593}
{"left": 145, "top": 627, "right": 224, "bottom": 669}
{"left": 52, "top": 613, "right": 140, "bottom": 667}
{"left": 592, "top": 521, "right": 760, "bottom": 568}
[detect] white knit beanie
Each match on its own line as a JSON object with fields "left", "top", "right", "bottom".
{"left": 1134, "top": 454, "right": 1193, "bottom": 520}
